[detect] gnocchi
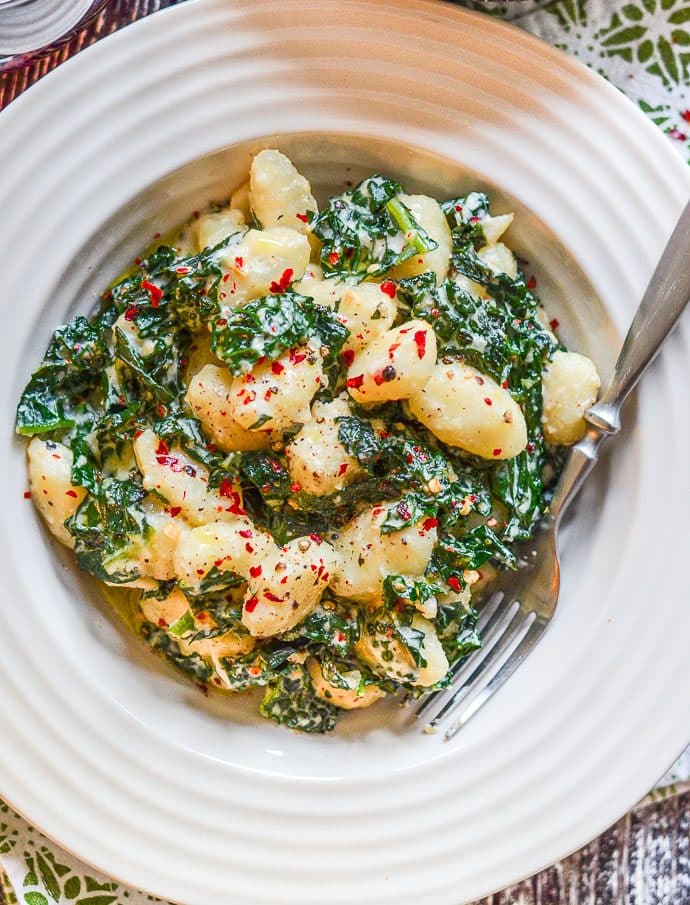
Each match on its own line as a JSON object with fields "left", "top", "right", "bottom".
{"left": 18, "top": 150, "right": 600, "bottom": 733}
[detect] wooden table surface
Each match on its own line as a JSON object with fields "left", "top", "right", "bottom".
{"left": 2, "top": 2, "right": 689, "bottom": 902}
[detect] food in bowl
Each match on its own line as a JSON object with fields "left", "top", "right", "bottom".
{"left": 16, "top": 150, "right": 600, "bottom": 732}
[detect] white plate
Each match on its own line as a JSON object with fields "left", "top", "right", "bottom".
{"left": 1, "top": 2, "right": 689, "bottom": 903}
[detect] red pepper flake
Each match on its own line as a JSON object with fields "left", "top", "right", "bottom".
{"left": 155, "top": 440, "right": 170, "bottom": 457}
{"left": 249, "top": 565, "right": 263, "bottom": 578}
{"left": 526, "top": 442, "right": 536, "bottom": 454}
{"left": 501, "top": 380, "right": 509, "bottom": 389}
{"left": 388, "top": 342, "right": 401, "bottom": 359}
{"left": 492, "top": 448, "right": 502, "bottom": 457}
{"left": 157, "top": 618, "right": 168, "bottom": 628}
{"left": 422, "top": 517, "right": 439, "bottom": 531}
{"left": 239, "top": 529, "right": 253, "bottom": 538}
{"left": 455, "top": 204, "right": 463, "bottom": 212}
{"left": 269, "top": 268, "right": 294, "bottom": 294}
{"left": 341, "top": 349, "right": 355, "bottom": 368}
{"left": 222, "top": 273, "right": 230, "bottom": 283}
{"left": 156, "top": 404, "right": 167, "bottom": 417}
{"left": 310, "top": 533, "right": 323, "bottom": 545}
{"left": 176, "top": 266, "right": 190, "bottom": 275}
{"left": 196, "top": 569, "right": 205, "bottom": 576}
{"left": 373, "top": 371, "right": 386, "bottom": 386}
{"left": 263, "top": 389, "right": 273, "bottom": 401}
{"left": 669, "top": 128, "right": 687, "bottom": 141}
{"left": 264, "top": 591, "right": 284, "bottom": 603}
{"left": 549, "top": 318, "right": 560, "bottom": 331}
{"left": 289, "top": 349, "right": 307, "bottom": 365}
{"left": 23, "top": 490, "right": 31, "bottom": 499}
{"left": 167, "top": 506, "right": 182, "bottom": 518}
{"left": 234, "top": 255, "right": 244, "bottom": 270}
{"left": 346, "top": 374, "right": 364, "bottom": 390}
{"left": 134, "top": 257, "right": 142, "bottom": 266}
{"left": 245, "top": 542, "right": 254, "bottom": 553}
{"left": 271, "top": 360, "right": 285, "bottom": 375}
{"left": 214, "top": 559, "right": 224, "bottom": 568}
{"left": 295, "top": 212, "right": 309, "bottom": 223}
{"left": 526, "top": 275, "right": 537, "bottom": 290}
{"left": 141, "top": 280, "right": 162, "bottom": 307}
{"left": 124, "top": 305, "right": 140, "bottom": 321}
{"left": 484, "top": 397, "right": 493, "bottom": 406}
{"left": 380, "top": 280, "right": 396, "bottom": 298}
{"left": 290, "top": 482, "right": 302, "bottom": 493}
{"left": 337, "top": 463, "right": 348, "bottom": 477}
{"left": 327, "top": 251, "right": 340, "bottom": 266}
{"left": 245, "top": 596, "right": 259, "bottom": 613}
{"left": 448, "top": 576, "right": 462, "bottom": 593}
{"left": 153, "top": 232, "right": 161, "bottom": 239}
{"left": 280, "top": 575, "right": 288, "bottom": 584}
{"left": 413, "top": 330, "right": 427, "bottom": 360}
{"left": 469, "top": 216, "right": 480, "bottom": 224}
{"left": 396, "top": 502, "right": 412, "bottom": 521}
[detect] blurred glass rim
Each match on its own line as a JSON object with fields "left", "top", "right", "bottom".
{"left": 0, "top": 0, "right": 106, "bottom": 66}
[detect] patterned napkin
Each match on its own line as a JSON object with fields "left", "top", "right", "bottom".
{"left": 1, "top": 0, "right": 689, "bottom": 901}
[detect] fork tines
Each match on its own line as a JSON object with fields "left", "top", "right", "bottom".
{"left": 413, "top": 591, "right": 542, "bottom": 740}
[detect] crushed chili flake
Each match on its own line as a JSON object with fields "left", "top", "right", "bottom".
{"left": 309, "top": 533, "right": 323, "bottom": 545}
{"left": 245, "top": 543, "right": 254, "bottom": 553}
{"left": 196, "top": 569, "right": 205, "bottom": 576}
{"left": 388, "top": 341, "right": 401, "bottom": 358}
{"left": 526, "top": 275, "right": 537, "bottom": 290}
{"left": 290, "top": 482, "right": 302, "bottom": 493}
{"left": 413, "top": 330, "right": 427, "bottom": 359}
{"left": 670, "top": 128, "right": 687, "bottom": 141}
{"left": 134, "top": 257, "right": 142, "bottom": 266}
{"left": 239, "top": 529, "right": 253, "bottom": 538}
{"left": 23, "top": 490, "right": 31, "bottom": 499}
{"left": 124, "top": 305, "right": 141, "bottom": 321}
{"left": 289, "top": 350, "right": 307, "bottom": 365}
{"left": 295, "top": 212, "right": 309, "bottom": 223}
{"left": 337, "top": 463, "right": 348, "bottom": 476}
{"left": 341, "top": 349, "right": 355, "bottom": 367}
{"left": 448, "top": 576, "right": 462, "bottom": 593}
{"left": 380, "top": 280, "right": 396, "bottom": 298}
{"left": 327, "top": 251, "right": 340, "bottom": 265}
{"left": 526, "top": 441, "right": 536, "bottom": 453}
{"left": 469, "top": 216, "right": 480, "bottom": 224}
{"left": 396, "top": 502, "right": 412, "bottom": 521}
{"left": 176, "top": 266, "right": 191, "bottom": 275}
{"left": 269, "top": 268, "right": 294, "bottom": 294}
{"left": 373, "top": 371, "right": 386, "bottom": 386}
{"left": 167, "top": 506, "right": 182, "bottom": 518}
{"left": 422, "top": 517, "right": 439, "bottom": 531}
{"left": 549, "top": 318, "right": 560, "bottom": 331}
{"left": 492, "top": 448, "right": 502, "bottom": 457}
{"left": 271, "top": 360, "right": 285, "bottom": 375}
{"left": 264, "top": 591, "right": 284, "bottom": 603}
{"left": 501, "top": 380, "right": 509, "bottom": 389}
{"left": 249, "top": 565, "right": 263, "bottom": 578}
{"left": 155, "top": 440, "right": 170, "bottom": 456}
{"left": 245, "top": 596, "right": 259, "bottom": 613}
{"left": 346, "top": 374, "right": 364, "bottom": 389}
{"left": 141, "top": 280, "right": 163, "bottom": 307}
{"left": 484, "top": 397, "right": 493, "bottom": 406}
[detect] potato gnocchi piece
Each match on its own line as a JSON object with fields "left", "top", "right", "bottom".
{"left": 330, "top": 505, "right": 437, "bottom": 602}
{"left": 249, "top": 149, "right": 318, "bottom": 234}
{"left": 184, "top": 331, "right": 221, "bottom": 380}
{"left": 355, "top": 613, "right": 448, "bottom": 687}
{"left": 386, "top": 194, "right": 452, "bottom": 285}
{"left": 481, "top": 212, "right": 514, "bottom": 246}
{"left": 185, "top": 364, "right": 275, "bottom": 452}
{"left": 242, "top": 537, "right": 338, "bottom": 637}
{"left": 27, "top": 438, "right": 86, "bottom": 548}
{"left": 133, "top": 428, "right": 244, "bottom": 526}
{"left": 306, "top": 657, "right": 385, "bottom": 710}
{"left": 346, "top": 320, "right": 437, "bottom": 405}
{"left": 192, "top": 207, "right": 246, "bottom": 252}
{"left": 408, "top": 361, "right": 527, "bottom": 460}
{"left": 228, "top": 345, "right": 325, "bottom": 431}
{"left": 285, "top": 394, "right": 364, "bottom": 495}
{"left": 293, "top": 272, "right": 396, "bottom": 354}
{"left": 139, "top": 587, "right": 190, "bottom": 628}
{"left": 477, "top": 241, "right": 517, "bottom": 278}
{"left": 542, "top": 349, "right": 600, "bottom": 445}
{"left": 174, "top": 518, "right": 275, "bottom": 592}
{"left": 217, "top": 226, "right": 310, "bottom": 306}
{"left": 229, "top": 180, "right": 252, "bottom": 221}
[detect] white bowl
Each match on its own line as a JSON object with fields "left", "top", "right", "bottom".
{"left": 1, "top": 2, "right": 689, "bottom": 903}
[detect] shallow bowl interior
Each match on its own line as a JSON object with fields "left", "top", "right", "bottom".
{"left": 13, "top": 132, "right": 619, "bottom": 780}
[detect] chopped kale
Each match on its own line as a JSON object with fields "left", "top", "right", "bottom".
{"left": 260, "top": 665, "right": 338, "bottom": 732}
{"left": 313, "top": 175, "right": 437, "bottom": 282}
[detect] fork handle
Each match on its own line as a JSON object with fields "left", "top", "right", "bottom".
{"left": 549, "top": 198, "right": 690, "bottom": 522}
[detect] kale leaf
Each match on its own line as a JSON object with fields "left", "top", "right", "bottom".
{"left": 260, "top": 664, "right": 338, "bottom": 732}
{"left": 313, "top": 175, "right": 437, "bottom": 282}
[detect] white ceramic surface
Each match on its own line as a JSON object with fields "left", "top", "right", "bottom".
{"left": 0, "top": 2, "right": 689, "bottom": 903}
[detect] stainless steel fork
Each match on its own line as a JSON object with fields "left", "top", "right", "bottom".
{"left": 415, "top": 200, "right": 690, "bottom": 740}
